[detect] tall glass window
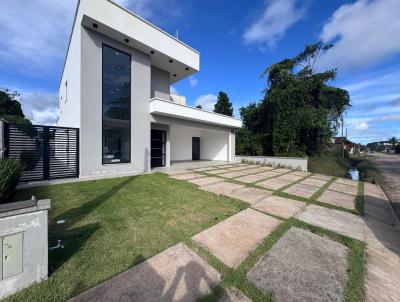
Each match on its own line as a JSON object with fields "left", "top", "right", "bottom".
{"left": 102, "top": 45, "right": 131, "bottom": 164}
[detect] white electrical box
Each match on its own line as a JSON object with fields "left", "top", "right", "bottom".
{"left": 2, "top": 233, "right": 23, "bottom": 279}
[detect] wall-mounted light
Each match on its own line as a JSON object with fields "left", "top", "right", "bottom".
{"left": 169, "top": 59, "right": 173, "bottom": 63}
{"left": 185, "top": 67, "right": 189, "bottom": 71}
{"left": 92, "top": 23, "right": 98, "bottom": 29}
{"left": 124, "top": 38, "right": 129, "bottom": 43}
{"left": 173, "top": 74, "right": 177, "bottom": 77}
{"left": 150, "top": 50, "right": 155, "bottom": 55}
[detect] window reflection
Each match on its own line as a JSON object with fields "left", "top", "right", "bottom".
{"left": 102, "top": 45, "right": 131, "bottom": 164}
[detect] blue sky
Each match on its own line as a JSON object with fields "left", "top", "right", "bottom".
{"left": 0, "top": 0, "right": 399, "bottom": 144}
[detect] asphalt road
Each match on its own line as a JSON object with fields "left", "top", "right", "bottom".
{"left": 372, "top": 153, "right": 400, "bottom": 219}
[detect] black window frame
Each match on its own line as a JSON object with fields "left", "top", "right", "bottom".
{"left": 101, "top": 43, "right": 132, "bottom": 165}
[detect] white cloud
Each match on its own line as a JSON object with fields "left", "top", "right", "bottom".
{"left": 194, "top": 94, "right": 217, "bottom": 111}
{"left": 243, "top": 0, "right": 308, "bottom": 48}
{"left": 318, "top": 0, "right": 400, "bottom": 71}
{"left": 19, "top": 90, "right": 59, "bottom": 125}
{"left": 0, "top": 0, "right": 76, "bottom": 77}
{"left": 354, "top": 121, "right": 368, "bottom": 131}
{"left": 188, "top": 76, "right": 198, "bottom": 87}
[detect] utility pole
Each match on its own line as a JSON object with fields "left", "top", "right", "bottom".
{"left": 341, "top": 116, "right": 344, "bottom": 158}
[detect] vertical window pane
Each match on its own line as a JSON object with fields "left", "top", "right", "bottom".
{"left": 102, "top": 45, "right": 131, "bottom": 164}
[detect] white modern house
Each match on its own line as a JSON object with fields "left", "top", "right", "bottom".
{"left": 57, "top": 0, "right": 242, "bottom": 178}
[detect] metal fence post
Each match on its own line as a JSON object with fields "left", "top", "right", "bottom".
{"left": 0, "top": 119, "right": 3, "bottom": 159}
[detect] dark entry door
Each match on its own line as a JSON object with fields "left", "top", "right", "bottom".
{"left": 192, "top": 137, "right": 200, "bottom": 160}
{"left": 151, "top": 130, "right": 166, "bottom": 168}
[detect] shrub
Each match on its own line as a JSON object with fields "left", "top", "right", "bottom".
{"left": 0, "top": 158, "right": 22, "bottom": 204}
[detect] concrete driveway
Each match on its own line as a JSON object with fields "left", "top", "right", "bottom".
{"left": 372, "top": 153, "right": 400, "bottom": 219}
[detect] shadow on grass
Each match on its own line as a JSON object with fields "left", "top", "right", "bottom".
{"left": 49, "top": 177, "right": 136, "bottom": 275}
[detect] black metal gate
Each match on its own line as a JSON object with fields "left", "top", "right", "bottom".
{"left": 4, "top": 123, "right": 79, "bottom": 181}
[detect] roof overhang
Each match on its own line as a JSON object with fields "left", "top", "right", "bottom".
{"left": 149, "top": 98, "right": 242, "bottom": 129}
{"left": 77, "top": 0, "right": 200, "bottom": 83}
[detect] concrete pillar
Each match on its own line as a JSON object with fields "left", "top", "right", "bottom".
{"left": 228, "top": 130, "right": 236, "bottom": 162}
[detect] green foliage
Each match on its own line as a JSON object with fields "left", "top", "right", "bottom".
{"left": 214, "top": 91, "right": 233, "bottom": 116}
{"left": 0, "top": 158, "right": 22, "bottom": 204}
{"left": 0, "top": 114, "right": 31, "bottom": 125}
{"left": 235, "top": 128, "right": 263, "bottom": 156}
{"left": 0, "top": 89, "right": 24, "bottom": 117}
{"left": 236, "top": 43, "right": 351, "bottom": 156}
{"left": 0, "top": 88, "right": 31, "bottom": 125}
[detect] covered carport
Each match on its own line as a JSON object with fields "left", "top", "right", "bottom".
{"left": 149, "top": 98, "right": 241, "bottom": 168}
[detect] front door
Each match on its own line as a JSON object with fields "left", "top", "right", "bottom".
{"left": 192, "top": 137, "right": 200, "bottom": 160}
{"left": 151, "top": 130, "right": 166, "bottom": 168}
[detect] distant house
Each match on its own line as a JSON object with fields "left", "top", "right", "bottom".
{"left": 331, "top": 137, "right": 355, "bottom": 155}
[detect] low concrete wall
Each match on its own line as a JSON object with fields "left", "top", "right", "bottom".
{"left": 0, "top": 199, "right": 51, "bottom": 300}
{"left": 234, "top": 155, "right": 308, "bottom": 171}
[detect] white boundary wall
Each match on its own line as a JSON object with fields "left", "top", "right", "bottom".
{"left": 234, "top": 155, "right": 308, "bottom": 171}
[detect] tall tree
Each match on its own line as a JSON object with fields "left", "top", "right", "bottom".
{"left": 236, "top": 42, "right": 351, "bottom": 156}
{"left": 214, "top": 91, "right": 233, "bottom": 116}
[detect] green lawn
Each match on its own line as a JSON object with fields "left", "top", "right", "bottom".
{"left": 6, "top": 173, "right": 247, "bottom": 302}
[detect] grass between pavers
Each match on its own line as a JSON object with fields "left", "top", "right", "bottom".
{"left": 5, "top": 173, "right": 248, "bottom": 302}
{"left": 355, "top": 182, "right": 365, "bottom": 216}
{"left": 189, "top": 218, "right": 365, "bottom": 302}
{"left": 197, "top": 167, "right": 365, "bottom": 216}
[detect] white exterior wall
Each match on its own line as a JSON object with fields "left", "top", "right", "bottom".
{"left": 57, "top": 4, "right": 82, "bottom": 128}
{"left": 170, "top": 126, "right": 201, "bottom": 161}
{"left": 170, "top": 125, "right": 232, "bottom": 162}
{"left": 200, "top": 130, "right": 229, "bottom": 161}
{"left": 151, "top": 66, "right": 170, "bottom": 100}
{"left": 79, "top": 28, "right": 151, "bottom": 177}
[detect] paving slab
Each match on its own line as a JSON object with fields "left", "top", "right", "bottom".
{"left": 272, "top": 168, "right": 292, "bottom": 173}
{"left": 247, "top": 227, "right": 348, "bottom": 302}
{"left": 283, "top": 183, "right": 319, "bottom": 199}
{"left": 364, "top": 186, "right": 398, "bottom": 225}
{"left": 207, "top": 169, "right": 232, "bottom": 175}
{"left": 191, "top": 167, "right": 218, "bottom": 172}
{"left": 192, "top": 208, "right": 282, "bottom": 268}
{"left": 164, "top": 169, "right": 191, "bottom": 175}
{"left": 217, "top": 164, "right": 236, "bottom": 168}
{"left": 295, "top": 204, "right": 365, "bottom": 241}
{"left": 310, "top": 174, "right": 333, "bottom": 181}
{"left": 364, "top": 217, "right": 400, "bottom": 253}
{"left": 276, "top": 173, "right": 304, "bottom": 182}
{"left": 224, "top": 187, "right": 273, "bottom": 204}
{"left": 317, "top": 189, "right": 356, "bottom": 210}
{"left": 219, "top": 171, "right": 249, "bottom": 179}
{"left": 219, "top": 288, "right": 251, "bottom": 302}
{"left": 257, "top": 178, "right": 292, "bottom": 190}
{"left": 335, "top": 177, "right": 359, "bottom": 187}
{"left": 227, "top": 166, "right": 249, "bottom": 171}
{"left": 364, "top": 246, "right": 400, "bottom": 302}
{"left": 70, "top": 243, "right": 221, "bottom": 302}
{"left": 188, "top": 176, "right": 225, "bottom": 187}
{"left": 200, "top": 182, "right": 245, "bottom": 195}
{"left": 170, "top": 173, "right": 205, "bottom": 181}
{"left": 289, "top": 171, "right": 311, "bottom": 177}
{"left": 252, "top": 196, "right": 307, "bottom": 219}
{"left": 328, "top": 182, "right": 358, "bottom": 196}
{"left": 247, "top": 167, "right": 270, "bottom": 174}
{"left": 299, "top": 177, "right": 327, "bottom": 188}
{"left": 257, "top": 170, "right": 282, "bottom": 178}
{"left": 235, "top": 173, "right": 269, "bottom": 184}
